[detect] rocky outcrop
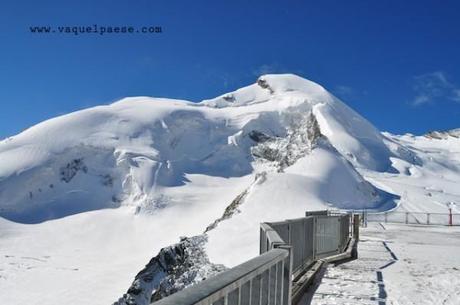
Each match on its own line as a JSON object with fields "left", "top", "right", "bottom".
{"left": 204, "top": 172, "right": 267, "bottom": 233}
{"left": 114, "top": 235, "right": 225, "bottom": 305}
{"left": 425, "top": 128, "right": 460, "bottom": 139}
{"left": 257, "top": 77, "right": 274, "bottom": 94}
{"left": 59, "top": 158, "right": 88, "bottom": 183}
{"left": 251, "top": 111, "right": 323, "bottom": 171}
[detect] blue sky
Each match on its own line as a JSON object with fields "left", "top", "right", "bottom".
{"left": 1, "top": 0, "right": 459, "bottom": 138}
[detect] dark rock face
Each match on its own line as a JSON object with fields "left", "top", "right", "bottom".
{"left": 306, "top": 112, "right": 322, "bottom": 145}
{"left": 203, "top": 171, "right": 267, "bottom": 233}
{"left": 252, "top": 145, "right": 280, "bottom": 162}
{"left": 114, "top": 236, "right": 226, "bottom": 305}
{"left": 248, "top": 130, "right": 272, "bottom": 143}
{"left": 425, "top": 129, "right": 460, "bottom": 139}
{"left": 257, "top": 77, "right": 274, "bottom": 94}
{"left": 100, "top": 174, "right": 114, "bottom": 186}
{"left": 222, "top": 93, "right": 235, "bottom": 102}
{"left": 60, "top": 158, "right": 88, "bottom": 183}
{"left": 250, "top": 111, "right": 324, "bottom": 171}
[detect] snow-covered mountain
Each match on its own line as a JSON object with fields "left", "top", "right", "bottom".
{"left": 0, "top": 74, "right": 459, "bottom": 305}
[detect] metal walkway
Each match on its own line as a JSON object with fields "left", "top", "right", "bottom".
{"left": 154, "top": 211, "right": 359, "bottom": 305}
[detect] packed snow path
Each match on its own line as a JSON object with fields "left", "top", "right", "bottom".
{"left": 307, "top": 223, "right": 460, "bottom": 305}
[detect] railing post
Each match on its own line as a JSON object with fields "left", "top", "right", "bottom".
{"left": 449, "top": 208, "right": 453, "bottom": 226}
{"left": 312, "top": 217, "right": 317, "bottom": 260}
{"left": 427, "top": 213, "right": 430, "bottom": 225}
{"left": 384, "top": 212, "right": 388, "bottom": 223}
{"left": 338, "top": 217, "right": 341, "bottom": 252}
{"left": 260, "top": 227, "right": 265, "bottom": 255}
{"left": 353, "top": 214, "right": 360, "bottom": 241}
{"left": 276, "top": 245, "right": 292, "bottom": 305}
{"left": 352, "top": 214, "right": 359, "bottom": 259}
{"left": 349, "top": 213, "right": 353, "bottom": 236}
{"left": 405, "top": 212, "right": 409, "bottom": 224}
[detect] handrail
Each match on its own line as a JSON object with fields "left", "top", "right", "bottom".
{"left": 154, "top": 249, "right": 289, "bottom": 305}
{"left": 363, "top": 210, "right": 460, "bottom": 226}
{"left": 152, "top": 211, "right": 354, "bottom": 305}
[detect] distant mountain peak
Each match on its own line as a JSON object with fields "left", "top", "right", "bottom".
{"left": 425, "top": 128, "right": 460, "bottom": 139}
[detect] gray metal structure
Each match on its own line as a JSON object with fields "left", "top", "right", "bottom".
{"left": 154, "top": 211, "right": 353, "bottom": 305}
{"left": 364, "top": 211, "right": 460, "bottom": 226}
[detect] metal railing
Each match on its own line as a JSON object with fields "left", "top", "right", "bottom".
{"left": 261, "top": 214, "right": 351, "bottom": 276}
{"left": 261, "top": 218, "right": 313, "bottom": 277}
{"left": 154, "top": 211, "right": 353, "bottom": 305}
{"left": 364, "top": 210, "right": 460, "bottom": 226}
{"left": 153, "top": 248, "right": 290, "bottom": 305}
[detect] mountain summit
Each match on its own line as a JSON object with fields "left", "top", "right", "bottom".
{"left": 1, "top": 74, "right": 459, "bottom": 305}
{"left": 0, "top": 74, "right": 393, "bottom": 224}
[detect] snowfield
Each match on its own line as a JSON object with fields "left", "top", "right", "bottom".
{"left": 0, "top": 74, "right": 459, "bottom": 304}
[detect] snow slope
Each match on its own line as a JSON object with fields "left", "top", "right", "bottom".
{"left": 365, "top": 131, "right": 460, "bottom": 214}
{"left": 0, "top": 75, "right": 391, "bottom": 222}
{"left": 0, "top": 74, "right": 458, "bottom": 305}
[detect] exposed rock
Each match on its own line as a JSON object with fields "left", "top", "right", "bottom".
{"left": 60, "top": 158, "right": 88, "bottom": 183}
{"left": 425, "top": 131, "right": 447, "bottom": 140}
{"left": 114, "top": 235, "right": 226, "bottom": 305}
{"left": 204, "top": 172, "right": 267, "bottom": 233}
{"left": 100, "top": 174, "right": 114, "bottom": 187}
{"left": 251, "top": 111, "right": 323, "bottom": 171}
{"left": 257, "top": 77, "right": 274, "bottom": 94}
{"left": 222, "top": 93, "right": 235, "bottom": 102}
{"left": 306, "top": 111, "right": 322, "bottom": 144}
{"left": 252, "top": 145, "right": 280, "bottom": 162}
{"left": 248, "top": 130, "right": 272, "bottom": 143}
{"left": 425, "top": 128, "right": 460, "bottom": 139}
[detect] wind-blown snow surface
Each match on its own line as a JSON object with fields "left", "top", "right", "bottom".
{"left": 0, "top": 74, "right": 458, "bottom": 305}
